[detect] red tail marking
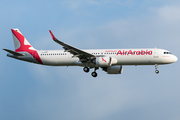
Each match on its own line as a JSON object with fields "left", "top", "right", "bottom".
{"left": 11, "top": 29, "right": 43, "bottom": 64}
{"left": 102, "top": 57, "right": 107, "bottom": 63}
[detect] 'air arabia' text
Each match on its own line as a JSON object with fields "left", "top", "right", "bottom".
{"left": 116, "top": 50, "right": 152, "bottom": 55}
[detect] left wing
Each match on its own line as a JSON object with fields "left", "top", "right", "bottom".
{"left": 49, "top": 30, "right": 95, "bottom": 61}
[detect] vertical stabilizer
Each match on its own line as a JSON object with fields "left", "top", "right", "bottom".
{"left": 11, "top": 29, "right": 36, "bottom": 52}
{"left": 10, "top": 29, "right": 43, "bottom": 64}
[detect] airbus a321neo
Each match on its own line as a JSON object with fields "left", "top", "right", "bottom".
{"left": 3, "top": 29, "right": 178, "bottom": 77}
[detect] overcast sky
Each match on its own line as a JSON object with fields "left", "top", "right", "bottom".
{"left": 0, "top": 0, "right": 180, "bottom": 120}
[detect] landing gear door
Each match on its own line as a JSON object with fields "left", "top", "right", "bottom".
{"left": 153, "top": 49, "right": 159, "bottom": 58}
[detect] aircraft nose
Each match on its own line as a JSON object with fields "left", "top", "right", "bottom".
{"left": 174, "top": 56, "right": 178, "bottom": 62}
{"left": 173, "top": 55, "right": 178, "bottom": 62}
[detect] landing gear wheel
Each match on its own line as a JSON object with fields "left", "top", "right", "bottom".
{"left": 155, "top": 70, "right": 159, "bottom": 74}
{"left": 155, "top": 64, "right": 159, "bottom": 74}
{"left": 83, "top": 67, "right": 89, "bottom": 73}
{"left": 91, "top": 72, "right": 97, "bottom": 77}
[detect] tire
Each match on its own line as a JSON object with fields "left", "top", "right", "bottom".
{"left": 155, "top": 70, "right": 159, "bottom": 74}
{"left": 91, "top": 72, "right": 97, "bottom": 77}
{"left": 83, "top": 67, "right": 89, "bottom": 73}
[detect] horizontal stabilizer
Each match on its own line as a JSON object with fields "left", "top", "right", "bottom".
{"left": 3, "top": 49, "right": 24, "bottom": 56}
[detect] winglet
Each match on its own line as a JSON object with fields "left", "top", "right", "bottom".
{"left": 49, "top": 30, "right": 56, "bottom": 40}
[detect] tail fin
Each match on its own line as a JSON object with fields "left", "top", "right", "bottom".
{"left": 11, "top": 29, "right": 36, "bottom": 52}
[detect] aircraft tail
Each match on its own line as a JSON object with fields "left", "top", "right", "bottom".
{"left": 11, "top": 29, "right": 36, "bottom": 52}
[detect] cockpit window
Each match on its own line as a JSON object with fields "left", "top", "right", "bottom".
{"left": 164, "top": 52, "right": 172, "bottom": 54}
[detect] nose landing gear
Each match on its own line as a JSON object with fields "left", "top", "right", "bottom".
{"left": 155, "top": 64, "right": 159, "bottom": 74}
{"left": 155, "top": 70, "right": 159, "bottom": 74}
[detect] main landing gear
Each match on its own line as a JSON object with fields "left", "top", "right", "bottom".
{"left": 83, "top": 67, "right": 89, "bottom": 73}
{"left": 155, "top": 64, "right": 159, "bottom": 74}
{"left": 91, "top": 72, "right": 97, "bottom": 77}
{"left": 91, "top": 67, "right": 98, "bottom": 77}
{"left": 83, "top": 67, "right": 98, "bottom": 77}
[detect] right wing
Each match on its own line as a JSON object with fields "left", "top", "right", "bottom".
{"left": 49, "top": 30, "right": 95, "bottom": 61}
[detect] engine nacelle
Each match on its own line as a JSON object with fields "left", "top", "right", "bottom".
{"left": 95, "top": 57, "right": 111, "bottom": 67}
{"left": 103, "top": 65, "right": 123, "bottom": 74}
{"left": 94, "top": 57, "right": 117, "bottom": 67}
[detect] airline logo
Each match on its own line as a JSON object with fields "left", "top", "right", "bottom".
{"left": 116, "top": 50, "right": 153, "bottom": 55}
{"left": 12, "top": 30, "right": 33, "bottom": 52}
{"left": 11, "top": 29, "right": 43, "bottom": 64}
{"left": 101, "top": 57, "right": 107, "bottom": 62}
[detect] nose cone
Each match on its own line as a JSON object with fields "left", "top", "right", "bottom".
{"left": 163, "top": 55, "right": 178, "bottom": 64}
{"left": 173, "top": 55, "right": 178, "bottom": 62}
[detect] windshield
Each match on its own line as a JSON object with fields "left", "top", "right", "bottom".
{"left": 164, "top": 52, "right": 172, "bottom": 54}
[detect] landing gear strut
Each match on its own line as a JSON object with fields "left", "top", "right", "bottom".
{"left": 91, "top": 67, "right": 99, "bottom": 77}
{"left": 155, "top": 64, "right": 159, "bottom": 74}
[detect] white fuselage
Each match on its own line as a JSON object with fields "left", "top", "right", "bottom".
{"left": 27, "top": 48, "right": 177, "bottom": 66}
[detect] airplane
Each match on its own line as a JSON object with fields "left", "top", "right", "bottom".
{"left": 3, "top": 29, "right": 178, "bottom": 77}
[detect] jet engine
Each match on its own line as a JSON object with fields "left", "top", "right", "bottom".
{"left": 102, "top": 65, "right": 123, "bottom": 74}
{"left": 93, "top": 57, "right": 117, "bottom": 67}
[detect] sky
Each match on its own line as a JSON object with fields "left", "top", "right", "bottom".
{"left": 0, "top": 0, "right": 180, "bottom": 120}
